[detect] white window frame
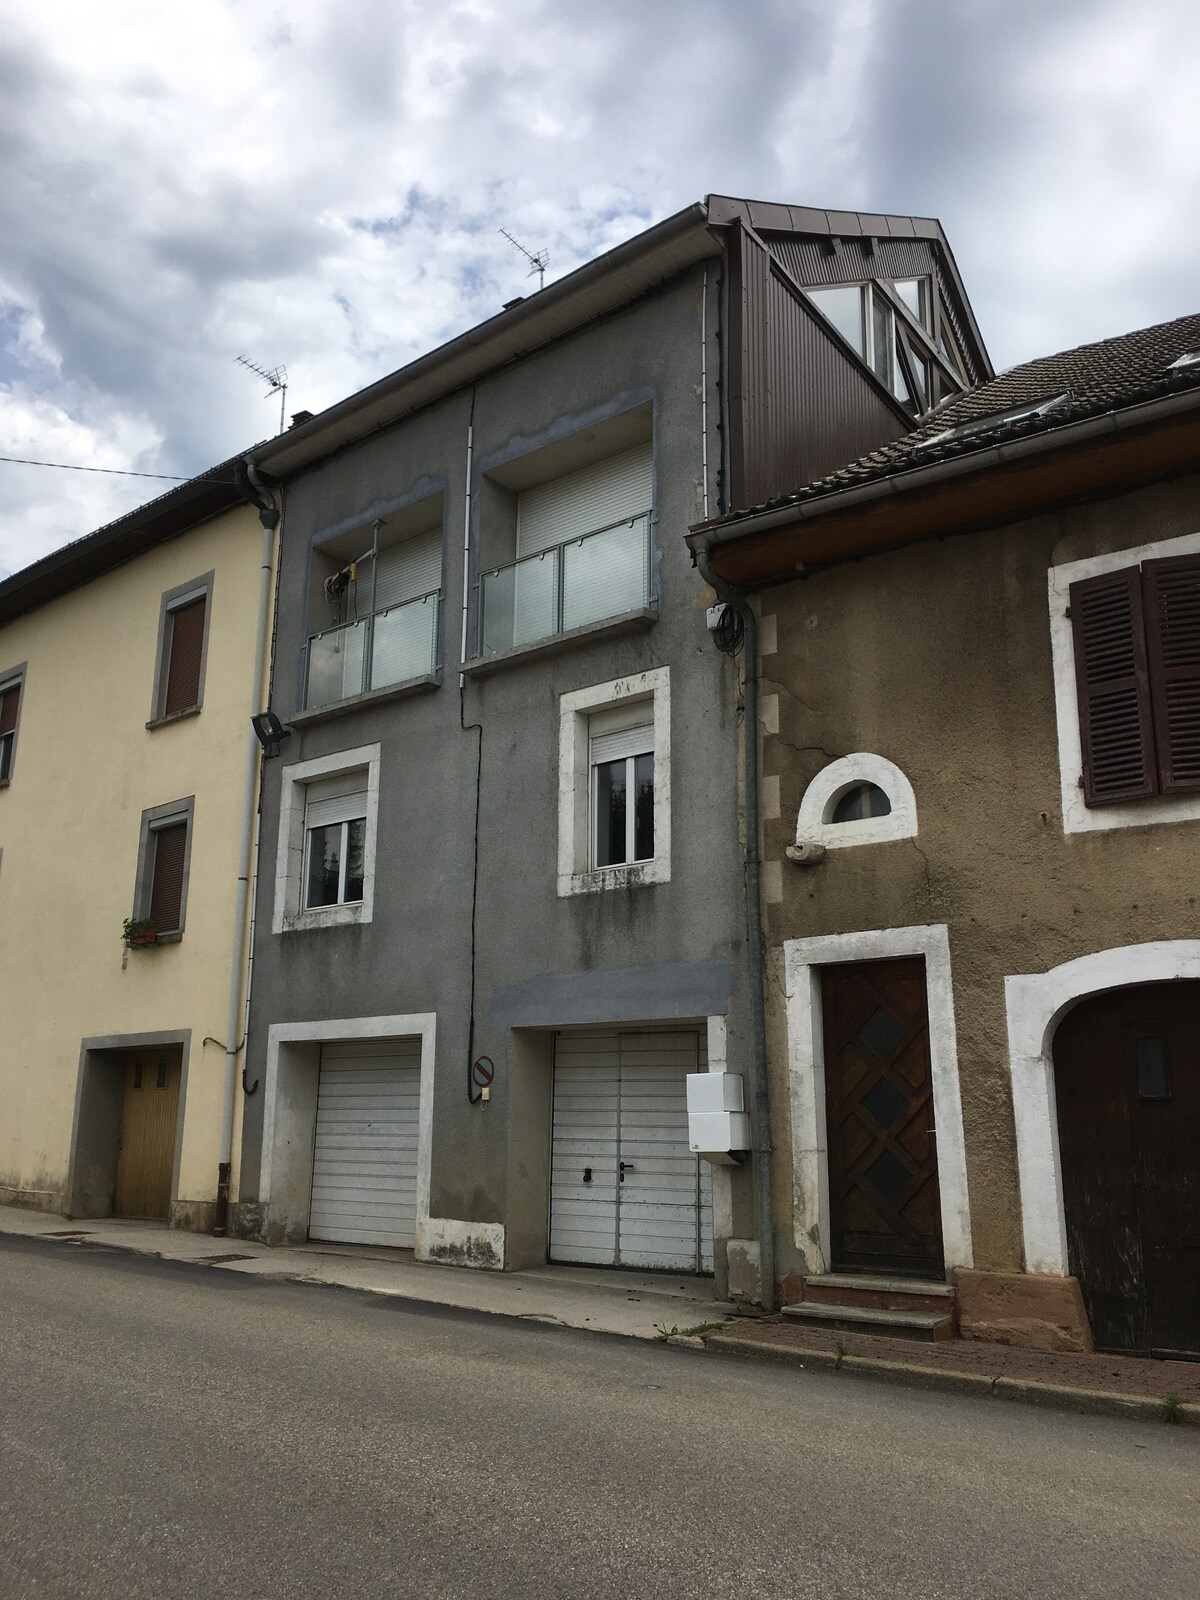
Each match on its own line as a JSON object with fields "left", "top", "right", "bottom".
{"left": 1048, "top": 528, "right": 1200, "bottom": 835}
{"left": 273, "top": 743, "right": 381, "bottom": 933}
{"left": 794, "top": 753, "right": 917, "bottom": 850}
{"left": 588, "top": 712, "right": 655, "bottom": 871}
{"left": 558, "top": 668, "right": 670, "bottom": 897}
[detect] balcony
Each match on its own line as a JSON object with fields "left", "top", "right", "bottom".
{"left": 479, "top": 514, "right": 652, "bottom": 657}
{"left": 305, "top": 590, "right": 440, "bottom": 710}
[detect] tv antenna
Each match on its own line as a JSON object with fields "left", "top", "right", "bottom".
{"left": 499, "top": 228, "right": 548, "bottom": 292}
{"left": 235, "top": 355, "right": 289, "bottom": 433}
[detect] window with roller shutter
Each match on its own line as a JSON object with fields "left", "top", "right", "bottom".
{"left": 150, "top": 574, "right": 213, "bottom": 726}
{"left": 131, "top": 797, "right": 194, "bottom": 939}
{"left": 1070, "top": 554, "right": 1200, "bottom": 805}
{"left": 0, "top": 670, "right": 23, "bottom": 782}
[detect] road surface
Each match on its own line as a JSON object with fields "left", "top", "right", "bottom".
{"left": 2, "top": 1234, "right": 1197, "bottom": 1598}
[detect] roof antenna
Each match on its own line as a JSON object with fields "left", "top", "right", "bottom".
{"left": 235, "top": 355, "right": 289, "bottom": 434}
{"left": 499, "top": 228, "right": 548, "bottom": 292}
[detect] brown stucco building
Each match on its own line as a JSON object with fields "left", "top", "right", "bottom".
{"left": 690, "top": 314, "right": 1200, "bottom": 1357}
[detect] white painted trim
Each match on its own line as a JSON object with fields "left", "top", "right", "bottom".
{"left": 557, "top": 666, "right": 671, "bottom": 896}
{"left": 794, "top": 753, "right": 917, "bottom": 850}
{"left": 261, "top": 1011, "right": 436, "bottom": 1237}
{"left": 1048, "top": 529, "right": 1200, "bottom": 834}
{"left": 1006, "top": 940, "right": 1200, "bottom": 1274}
{"left": 272, "top": 742, "right": 381, "bottom": 933}
{"left": 782, "top": 924, "right": 971, "bottom": 1275}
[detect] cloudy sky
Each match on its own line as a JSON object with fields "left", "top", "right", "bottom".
{"left": 1, "top": 0, "right": 1198, "bottom": 577}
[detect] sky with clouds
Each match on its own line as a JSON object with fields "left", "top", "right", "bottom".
{"left": 1, "top": 0, "right": 1198, "bottom": 578}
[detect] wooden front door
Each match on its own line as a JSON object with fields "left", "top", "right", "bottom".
{"left": 1054, "top": 982, "right": 1200, "bottom": 1358}
{"left": 113, "top": 1051, "right": 181, "bottom": 1219}
{"left": 822, "top": 958, "right": 944, "bottom": 1276}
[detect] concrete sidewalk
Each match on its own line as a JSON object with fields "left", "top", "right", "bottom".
{"left": 0, "top": 1207, "right": 738, "bottom": 1342}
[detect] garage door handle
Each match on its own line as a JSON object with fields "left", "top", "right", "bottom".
{"left": 583, "top": 1167, "right": 592, "bottom": 1185}
{"left": 619, "top": 1162, "right": 634, "bottom": 1181}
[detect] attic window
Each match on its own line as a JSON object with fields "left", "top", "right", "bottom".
{"left": 1167, "top": 349, "right": 1200, "bottom": 371}
{"left": 914, "top": 391, "right": 1071, "bottom": 452}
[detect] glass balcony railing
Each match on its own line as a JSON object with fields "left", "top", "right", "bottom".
{"left": 305, "top": 590, "right": 440, "bottom": 709}
{"left": 480, "top": 513, "right": 651, "bottom": 656}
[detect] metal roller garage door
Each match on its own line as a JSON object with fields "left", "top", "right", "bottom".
{"left": 309, "top": 1039, "right": 421, "bottom": 1248}
{"left": 550, "top": 1029, "right": 713, "bottom": 1273}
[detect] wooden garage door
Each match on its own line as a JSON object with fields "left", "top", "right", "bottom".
{"left": 309, "top": 1039, "right": 421, "bottom": 1248}
{"left": 549, "top": 1029, "right": 713, "bottom": 1274}
{"left": 1055, "top": 981, "right": 1200, "bottom": 1358}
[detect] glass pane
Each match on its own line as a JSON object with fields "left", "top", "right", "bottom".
{"left": 909, "top": 348, "right": 928, "bottom": 404}
{"left": 561, "top": 517, "right": 648, "bottom": 632}
{"left": 831, "top": 782, "right": 892, "bottom": 823}
{"left": 306, "top": 823, "right": 343, "bottom": 908}
{"left": 480, "top": 563, "right": 517, "bottom": 655}
{"left": 804, "top": 285, "right": 865, "bottom": 356}
{"left": 1136, "top": 1037, "right": 1169, "bottom": 1099}
{"left": 871, "top": 293, "right": 893, "bottom": 387}
{"left": 306, "top": 619, "right": 367, "bottom": 708}
{"left": 862, "top": 1076, "right": 908, "bottom": 1130}
{"left": 595, "top": 758, "right": 627, "bottom": 868}
{"left": 510, "top": 550, "right": 558, "bottom": 648}
{"left": 894, "top": 277, "right": 929, "bottom": 328}
{"left": 863, "top": 1148, "right": 911, "bottom": 1202}
{"left": 0, "top": 730, "right": 12, "bottom": 782}
{"left": 343, "top": 818, "right": 366, "bottom": 903}
{"left": 857, "top": 1006, "right": 906, "bottom": 1059}
{"left": 372, "top": 595, "right": 438, "bottom": 688}
{"left": 633, "top": 751, "right": 654, "bottom": 862}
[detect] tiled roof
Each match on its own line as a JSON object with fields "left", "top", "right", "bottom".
{"left": 720, "top": 311, "right": 1200, "bottom": 523}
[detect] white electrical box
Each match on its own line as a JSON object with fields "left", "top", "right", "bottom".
{"left": 686, "top": 1073, "right": 749, "bottom": 1163}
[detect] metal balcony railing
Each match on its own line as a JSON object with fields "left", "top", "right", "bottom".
{"left": 479, "top": 513, "right": 652, "bottom": 656}
{"left": 305, "top": 589, "right": 441, "bottom": 709}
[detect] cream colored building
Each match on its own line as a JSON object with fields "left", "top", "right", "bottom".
{"left": 0, "top": 463, "right": 278, "bottom": 1230}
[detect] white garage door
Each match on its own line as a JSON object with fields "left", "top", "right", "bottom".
{"left": 309, "top": 1039, "right": 421, "bottom": 1248}
{"left": 550, "top": 1029, "right": 713, "bottom": 1273}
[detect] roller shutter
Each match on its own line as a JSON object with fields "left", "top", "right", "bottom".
{"left": 309, "top": 1039, "right": 421, "bottom": 1248}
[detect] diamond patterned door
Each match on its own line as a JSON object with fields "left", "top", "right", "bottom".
{"left": 821, "top": 958, "right": 944, "bottom": 1275}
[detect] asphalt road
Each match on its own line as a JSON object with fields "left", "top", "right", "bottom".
{"left": 2, "top": 1236, "right": 1198, "bottom": 1600}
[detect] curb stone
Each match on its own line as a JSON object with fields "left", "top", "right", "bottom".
{"left": 704, "top": 1331, "right": 1200, "bottom": 1427}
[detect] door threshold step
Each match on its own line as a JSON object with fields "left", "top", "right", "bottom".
{"left": 807, "top": 1273, "right": 953, "bottom": 1298}
{"left": 782, "top": 1302, "right": 955, "bottom": 1341}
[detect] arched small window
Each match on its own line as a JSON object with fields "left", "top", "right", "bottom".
{"left": 829, "top": 783, "right": 892, "bottom": 825}
{"left": 794, "top": 755, "right": 917, "bottom": 851}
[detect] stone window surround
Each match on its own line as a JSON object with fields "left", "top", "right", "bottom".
{"left": 793, "top": 752, "right": 918, "bottom": 850}
{"left": 131, "top": 796, "right": 196, "bottom": 942}
{"left": 1006, "top": 940, "right": 1200, "bottom": 1276}
{"left": 147, "top": 571, "right": 215, "bottom": 729}
{"left": 272, "top": 743, "right": 381, "bottom": 934}
{"left": 782, "top": 923, "right": 973, "bottom": 1277}
{"left": 1048, "top": 528, "right": 1200, "bottom": 834}
{"left": 0, "top": 659, "right": 27, "bottom": 786}
{"left": 557, "top": 667, "right": 671, "bottom": 897}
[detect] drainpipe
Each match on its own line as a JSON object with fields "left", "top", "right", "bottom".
{"left": 213, "top": 461, "right": 280, "bottom": 1236}
{"left": 695, "top": 544, "right": 777, "bottom": 1313}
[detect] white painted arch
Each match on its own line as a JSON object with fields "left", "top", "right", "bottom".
{"left": 1007, "top": 941, "right": 1200, "bottom": 1275}
{"left": 794, "top": 753, "right": 917, "bottom": 850}
{"left": 783, "top": 923, "right": 972, "bottom": 1278}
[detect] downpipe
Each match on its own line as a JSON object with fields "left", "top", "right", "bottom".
{"left": 214, "top": 461, "right": 280, "bottom": 1236}
{"left": 696, "top": 546, "right": 777, "bottom": 1313}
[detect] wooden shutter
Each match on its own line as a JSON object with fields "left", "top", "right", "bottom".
{"left": 1069, "top": 568, "right": 1157, "bottom": 804}
{"left": 149, "top": 822, "right": 188, "bottom": 933}
{"left": 1143, "top": 554, "right": 1200, "bottom": 793}
{"left": 164, "top": 596, "right": 206, "bottom": 715}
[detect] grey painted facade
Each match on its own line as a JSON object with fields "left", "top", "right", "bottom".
{"left": 234, "top": 198, "right": 989, "bottom": 1298}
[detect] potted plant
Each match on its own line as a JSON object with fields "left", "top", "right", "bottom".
{"left": 122, "top": 917, "right": 158, "bottom": 948}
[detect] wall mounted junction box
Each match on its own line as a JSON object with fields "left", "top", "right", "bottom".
{"left": 686, "top": 1072, "right": 750, "bottom": 1164}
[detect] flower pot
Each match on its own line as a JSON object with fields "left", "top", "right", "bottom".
{"left": 127, "top": 930, "right": 158, "bottom": 947}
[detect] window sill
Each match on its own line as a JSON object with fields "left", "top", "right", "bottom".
{"left": 146, "top": 706, "right": 201, "bottom": 732}
{"left": 292, "top": 672, "right": 440, "bottom": 726}
{"left": 558, "top": 858, "right": 670, "bottom": 897}
{"left": 0, "top": 777, "right": 10, "bottom": 789}
{"left": 279, "top": 901, "right": 370, "bottom": 933}
{"left": 462, "top": 607, "right": 658, "bottom": 678}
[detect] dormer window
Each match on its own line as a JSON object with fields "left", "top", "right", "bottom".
{"left": 803, "top": 277, "right": 938, "bottom": 414}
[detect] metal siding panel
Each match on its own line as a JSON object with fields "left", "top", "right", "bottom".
{"left": 309, "top": 1050, "right": 421, "bottom": 1247}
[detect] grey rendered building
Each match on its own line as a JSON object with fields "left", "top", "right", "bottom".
{"left": 232, "top": 195, "right": 989, "bottom": 1303}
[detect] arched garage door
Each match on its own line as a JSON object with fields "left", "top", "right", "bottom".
{"left": 1054, "top": 981, "right": 1199, "bottom": 1357}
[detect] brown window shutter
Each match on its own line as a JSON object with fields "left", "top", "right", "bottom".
{"left": 149, "top": 822, "right": 188, "bottom": 933}
{"left": 1069, "top": 567, "right": 1157, "bottom": 805}
{"left": 1142, "top": 554, "right": 1200, "bottom": 794}
{"left": 0, "top": 684, "right": 18, "bottom": 735}
{"left": 163, "top": 597, "right": 206, "bottom": 715}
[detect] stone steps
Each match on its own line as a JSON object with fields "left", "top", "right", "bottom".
{"left": 781, "top": 1300, "right": 957, "bottom": 1342}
